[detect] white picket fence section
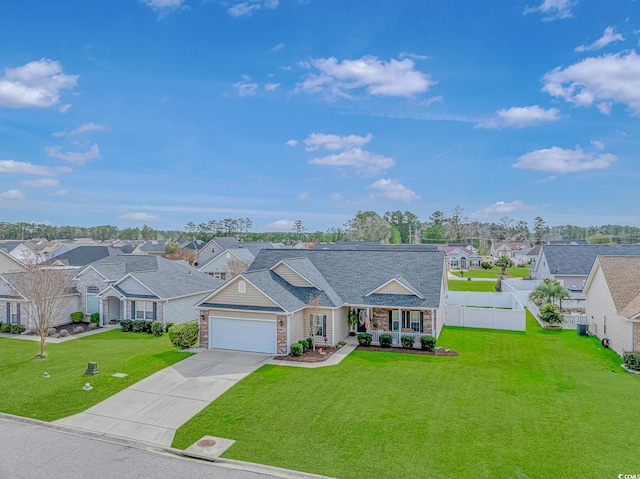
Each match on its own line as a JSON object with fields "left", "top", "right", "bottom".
{"left": 527, "top": 300, "right": 586, "bottom": 329}
{"left": 444, "top": 291, "right": 526, "bottom": 331}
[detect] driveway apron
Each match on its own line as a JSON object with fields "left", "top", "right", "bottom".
{"left": 54, "top": 350, "right": 270, "bottom": 446}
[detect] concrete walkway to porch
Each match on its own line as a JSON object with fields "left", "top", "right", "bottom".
{"left": 55, "top": 349, "right": 270, "bottom": 447}
{"left": 267, "top": 336, "right": 359, "bottom": 369}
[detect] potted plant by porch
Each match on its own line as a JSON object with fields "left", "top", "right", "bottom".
{"left": 349, "top": 309, "right": 358, "bottom": 336}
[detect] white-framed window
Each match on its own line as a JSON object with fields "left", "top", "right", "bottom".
{"left": 410, "top": 311, "right": 421, "bottom": 331}
{"left": 470, "top": 260, "right": 481, "bottom": 267}
{"left": 9, "top": 302, "right": 20, "bottom": 324}
{"left": 238, "top": 280, "right": 246, "bottom": 294}
{"left": 391, "top": 310, "right": 400, "bottom": 331}
{"left": 313, "top": 314, "right": 326, "bottom": 337}
{"left": 450, "top": 259, "right": 459, "bottom": 268}
{"left": 135, "top": 301, "right": 155, "bottom": 320}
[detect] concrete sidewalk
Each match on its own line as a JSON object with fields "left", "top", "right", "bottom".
{"left": 55, "top": 349, "right": 270, "bottom": 446}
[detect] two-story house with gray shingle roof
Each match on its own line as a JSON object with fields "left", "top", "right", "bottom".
{"left": 196, "top": 249, "right": 447, "bottom": 355}
{"left": 72, "top": 255, "right": 224, "bottom": 327}
{"left": 531, "top": 244, "right": 640, "bottom": 294}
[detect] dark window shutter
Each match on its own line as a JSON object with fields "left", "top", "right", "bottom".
{"left": 310, "top": 314, "right": 313, "bottom": 334}
{"left": 323, "top": 315, "right": 327, "bottom": 336}
{"left": 16, "top": 303, "right": 20, "bottom": 324}
{"left": 420, "top": 312, "right": 424, "bottom": 333}
{"left": 5, "top": 303, "right": 9, "bottom": 323}
{"left": 152, "top": 302, "right": 157, "bottom": 321}
{"left": 388, "top": 310, "right": 392, "bottom": 330}
{"left": 131, "top": 301, "right": 136, "bottom": 319}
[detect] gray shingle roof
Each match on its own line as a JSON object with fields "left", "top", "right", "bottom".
{"left": 242, "top": 249, "right": 445, "bottom": 310}
{"left": 542, "top": 244, "right": 640, "bottom": 276}
{"left": 45, "top": 246, "right": 122, "bottom": 267}
{"left": 88, "top": 255, "right": 224, "bottom": 299}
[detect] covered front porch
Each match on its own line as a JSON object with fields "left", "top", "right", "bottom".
{"left": 350, "top": 306, "right": 437, "bottom": 346}
{"left": 98, "top": 293, "right": 163, "bottom": 326}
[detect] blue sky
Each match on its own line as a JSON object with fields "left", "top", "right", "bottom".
{"left": 1, "top": 0, "right": 639, "bottom": 232}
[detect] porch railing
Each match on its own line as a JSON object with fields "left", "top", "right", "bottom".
{"left": 368, "top": 330, "right": 429, "bottom": 347}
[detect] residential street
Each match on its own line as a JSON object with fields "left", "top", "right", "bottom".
{"left": 0, "top": 417, "right": 291, "bottom": 479}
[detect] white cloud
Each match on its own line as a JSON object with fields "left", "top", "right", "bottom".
{"left": 524, "top": 0, "right": 577, "bottom": 21}
{"left": 227, "top": 0, "right": 279, "bottom": 17}
{"left": 265, "top": 219, "right": 295, "bottom": 232}
{"left": 285, "top": 139, "right": 298, "bottom": 147}
{"left": 233, "top": 76, "right": 258, "bottom": 97}
{"left": 303, "top": 132, "right": 372, "bottom": 151}
{"left": 309, "top": 148, "right": 395, "bottom": 176}
{"left": 118, "top": 212, "right": 160, "bottom": 222}
{"left": 0, "top": 159, "right": 57, "bottom": 176}
{"left": 575, "top": 26, "right": 624, "bottom": 52}
{"left": 52, "top": 122, "right": 109, "bottom": 138}
{"left": 297, "top": 55, "right": 436, "bottom": 99}
{"left": 399, "top": 52, "right": 428, "bottom": 60}
{"left": 51, "top": 189, "right": 68, "bottom": 196}
{"left": 140, "top": 0, "right": 187, "bottom": 17}
{"left": 271, "top": 43, "right": 285, "bottom": 52}
{"left": 329, "top": 193, "right": 343, "bottom": 201}
{"left": 542, "top": 50, "right": 640, "bottom": 115}
{"left": 265, "top": 82, "right": 280, "bottom": 91}
{"left": 420, "top": 95, "right": 444, "bottom": 107}
{"left": 591, "top": 140, "right": 605, "bottom": 150}
{"left": 474, "top": 200, "right": 532, "bottom": 217}
{"left": 369, "top": 178, "right": 420, "bottom": 202}
{"left": 0, "top": 189, "right": 26, "bottom": 203}
{"left": 476, "top": 105, "right": 563, "bottom": 129}
{"left": 296, "top": 192, "right": 309, "bottom": 200}
{"left": 513, "top": 145, "right": 617, "bottom": 173}
{"left": 58, "top": 103, "right": 72, "bottom": 113}
{"left": 0, "top": 59, "right": 78, "bottom": 109}
{"left": 21, "top": 178, "right": 60, "bottom": 188}
{"left": 45, "top": 144, "right": 101, "bottom": 164}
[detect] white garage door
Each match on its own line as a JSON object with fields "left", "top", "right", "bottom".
{"left": 209, "top": 317, "right": 276, "bottom": 354}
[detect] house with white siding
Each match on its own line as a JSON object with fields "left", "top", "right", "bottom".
{"left": 584, "top": 256, "right": 640, "bottom": 357}
{"left": 73, "top": 255, "right": 224, "bottom": 327}
{"left": 198, "top": 242, "right": 285, "bottom": 279}
{"left": 197, "top": 249, "right": 447, "bottom": 356}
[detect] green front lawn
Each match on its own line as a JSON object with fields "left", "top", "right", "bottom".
{"left": 448, "top": 279, "right": 497, "bottom": 292}
{"left": 0, "top": 330, "right": 192, "bottom": 421}
{"left": 451, "top": 266, "right": 530, "bottom": 278}
{"left": 173, "top": 312, "right": 639, "bottom": 479}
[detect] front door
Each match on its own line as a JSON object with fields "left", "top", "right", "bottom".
{"left": 357, "top": 309, "right": 367, "bottom": 332}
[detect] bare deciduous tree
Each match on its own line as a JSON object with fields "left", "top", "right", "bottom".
{"left": 167, "top": 247, "right": 198, "bottom": 265}
{"left": 307, "top": 293, "right": 323, "bottom": 351}
{"left": 227, "top": 258, "right": 249, "bottom": 279}
{"left": 15, "top": 261, "right": 73, "bottom": 359}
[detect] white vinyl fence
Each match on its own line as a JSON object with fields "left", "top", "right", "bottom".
{"left": 527, "top": 300, "right": 587, "bottom": 329}
{"left": 445, "top": 291, "right": 525, "bottom": 332}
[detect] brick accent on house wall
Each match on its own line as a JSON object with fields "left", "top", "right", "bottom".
{"left": 199, "top": 309, "right": 209, "bottom": 348}
{"left": 633, "top": 323, "right": 640, "bottom": 352}
{"left": 423, "top": 310, "right": 433, "bottom": 335}
{"left": 372, "top": 308, "right": 388, "bottom": 330}
{"left": 277, "top": 314, "right": 287, "bottom": 355}
{"left": 73, "top": 269, "right": 109, "bottom": 318}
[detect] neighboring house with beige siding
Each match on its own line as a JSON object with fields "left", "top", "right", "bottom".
{"left": 584, "top": 256, "right": 640, "bottom": 357}
{"left": 0, "top": 249, "right": 27, "bottom": 274}
{"left": 197, "top": 249, "right": 447, "bottom": 355}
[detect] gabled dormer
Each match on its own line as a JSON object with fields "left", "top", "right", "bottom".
{"left": 365, "top": 275, "right": 424, "bottom": 298}
{"left": 270, "top": 259, "right": 319, "bottom": 288}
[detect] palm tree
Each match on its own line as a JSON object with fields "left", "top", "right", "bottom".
{"left": 529, "top": 278, "right": 570, "bottom": 309}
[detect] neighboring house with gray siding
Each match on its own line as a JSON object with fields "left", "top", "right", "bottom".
{"left": 197, "top": 249, "right": 447, "bottom": 356}
{"left": 531, "top": 244, "right": 640, "bottom": 294}
{"left": 73, "top": 255, "right": 224, "bottom": 327}
{"left": 584, "top": 256, "right": 640, "bottom": 357}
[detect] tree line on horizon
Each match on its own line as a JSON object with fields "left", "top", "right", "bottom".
{"left": 1, "top": 208, "right": 640, "bottom": 249}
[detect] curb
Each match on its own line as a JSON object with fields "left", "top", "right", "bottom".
{"left": 0, "top": 412, "right": 339, "bottom": 479}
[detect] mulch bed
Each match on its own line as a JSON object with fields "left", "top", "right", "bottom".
{"left": 356, "top": 345, "right": 459, "bottom": 356}
{"left": 273, "top": 346, "right": 340, "bottom": 363}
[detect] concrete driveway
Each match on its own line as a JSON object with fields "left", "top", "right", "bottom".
{"left": 55, "top": 349, "right": 270, "bottom": 447}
